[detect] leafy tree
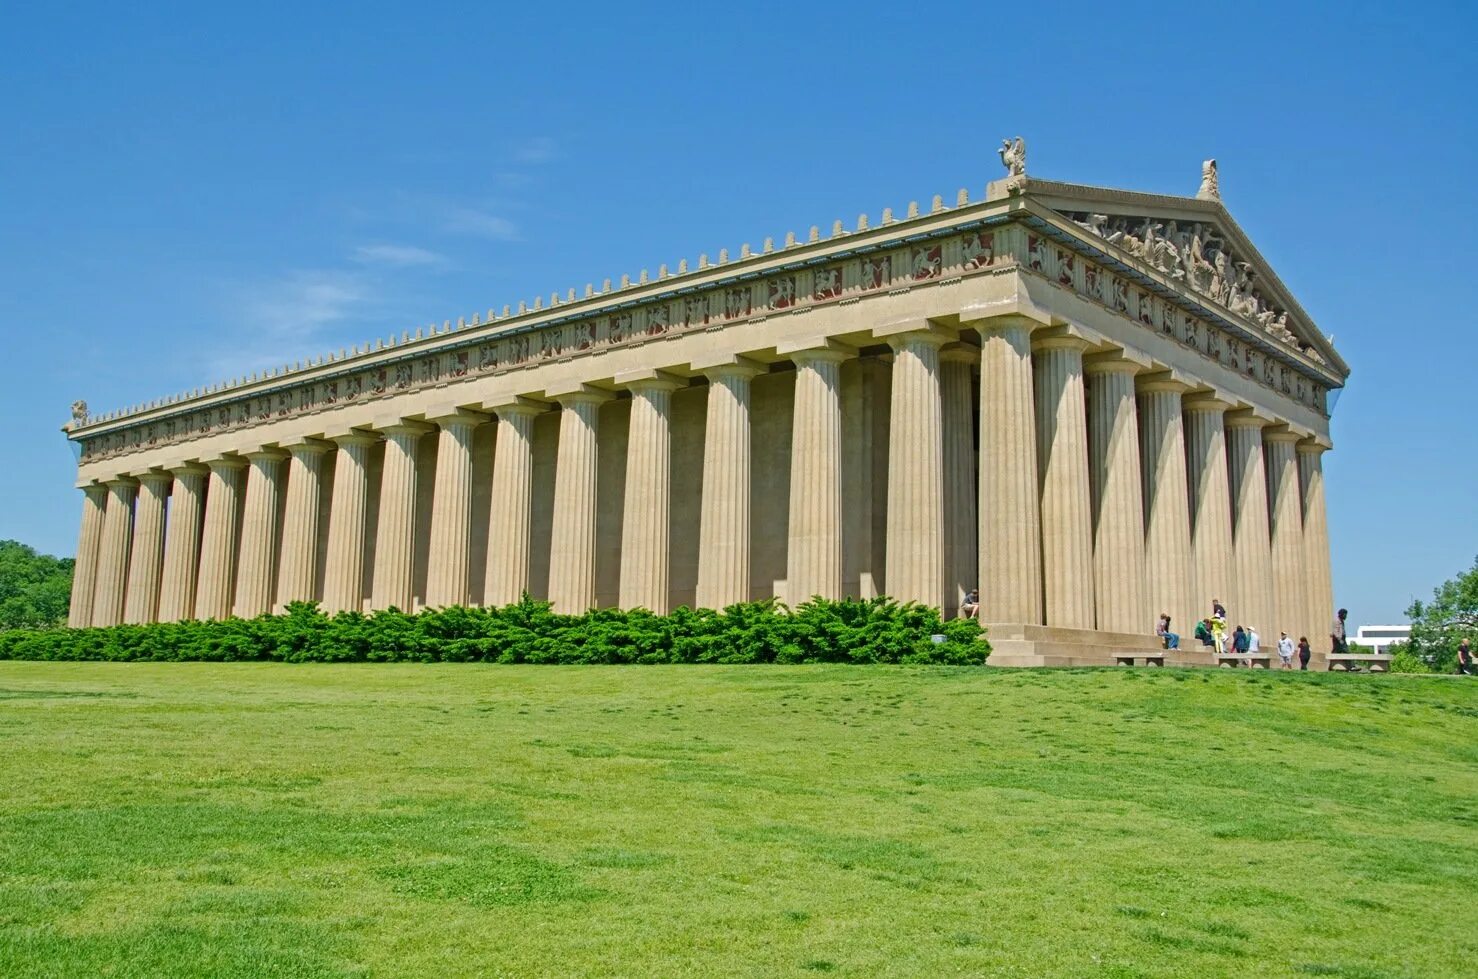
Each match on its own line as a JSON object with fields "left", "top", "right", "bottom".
{"left": 1404, "top": 554, "right": 1478, "bottom": 672}
{"left": 0, "top": 540, "right": 74, "bottom": 630}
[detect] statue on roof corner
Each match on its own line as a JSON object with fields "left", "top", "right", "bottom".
{"left": 998, "top": 137, "right": 1026, "bottom": 178}
{"left": 1197, "top": 158, "right": 1220, "bottom": 201}
{"left": 70, "top": 400, "right": 88, "bottom": 426}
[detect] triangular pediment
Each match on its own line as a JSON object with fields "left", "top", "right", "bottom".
{"left": 1013, "top": 179, "right": 1346, "bottom": 378}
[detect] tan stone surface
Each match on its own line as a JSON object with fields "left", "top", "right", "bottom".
{"left": 322, "top": 434, "right": 376, "bottom": 613}
{"left": 233, "top": 449, "right": 287, "bottom": 618}
{"left": 123, "top": 472, "right": 171, "bottom": 624}
{"left": 425, "top": 412, "right": 485, "bottom": 608}
{"left": 1298, "top": 441, "right": 1334, "bottom": 647}
{"left": 619, "top": 374, "right": 682, "bottom": 613}
{"left": 1184, "top": 396, "right": 1236, "bottom": 626}
{"left": 695, "top": 361, "right": 761, "bottom": 610}
{"left": 157, "top": 465, "right": 207, "bottom": 623}
{"left": 1265, "top": 429, "right": 1306, "bottom": 641}
{"left": 1136, "top": 377, "right": 1194, "bottom": 637}
{"left": 884, "top": 329, "right": 948, "bottom": 609}
{"left": 1227, "top": 411, "right": 1274, "bottom": 636}
{"left": 91, "top": 478, "right": 138, "bottom": 627}
{"left": 939, "top": 348, "right": 977, "bottom": 618}
{"left": 785, "top": 346, "right": 852, "bottom": 603}
{"left": 1085, "top": 358, "right": 1148, "bottom": 635}
{"left": 1033, "top": 335, "right": 1095, "bottom": 630}
{"left": 548, "top": 390, "right": 611, "bottom": 613}
{"left": 66, "top": 484, "right": 107, "bottom": 628}
{"left": 483, "top": 401, "right": 542, "bottom": 607}
{"left": 194, "top": 458, "right": 246, "bottom": 621}
{"left": 372, "top": 423, "right": 430, "bottom": 611}
{"left": 276, "top": 440, "right": 330, "bottom": 609}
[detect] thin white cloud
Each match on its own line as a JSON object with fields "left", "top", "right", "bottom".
{"left": 439, "top": 206, "right": 520, "bottom": 241}
{"left": 352, "top": 243, "right": 448, "bottom": 268}
{"left": 512, "top": 136, "right": 558, "bottom": 165}
{"left": 209, "top": 269, "right": 371, "bottom": 374}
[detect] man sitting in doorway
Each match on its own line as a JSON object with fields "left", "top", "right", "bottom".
{"left": 960, "top": 589, "right": 980, "bottom": 620}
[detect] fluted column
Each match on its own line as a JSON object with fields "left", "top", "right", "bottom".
{"left": 157, "top": 465, "right": 207, "bottom": 622}
{"left": 484, "top": 400, "right": 544, "bottom": 607}
{"left": 940, "top": 348, "right": 977, "bottom": 618}
{"left": 1184, "top": 396, "right": 1236, "bottom": 624}
{"left": 974, "top": 317, "right": 1041, "bottom": 624}
{"left": 232, "top": 449, "right": 287, "bottom": 618}
{"left": 425, "top": 411, "right": 486, "bottom": 608}
{"left": 195, "top": 458, "right": 247, "bottom": 620}
{"left": 1227, "top": 411, "right": 1274, "bottom": 635}
{"left": 67, "top": 484, "right": 108, "bottom": 628}
{"left": 1297, "top": 440, "right": 1333, "bottom": 646}
{"left": 1033, "top": 335, "right": 1095, "bottom": 630}
{"left": 1085, "top": 357, "right": 1148, "bottom": 635}
{"left": 90, "top": 478, "right": 138, "bottom": 627}
{"left": 322, "top": 433, "right": 377, "bottom": 614}
{"left": 884, "top": 329, "right": 949, "bottom": 609}
{"left": 619, "top": 373, "right": 682, "bottom": 612}
{"left": 372, "top": 422, "right": 431, "bottom": 611}
{"left": 786, "top": 344, "right": 853, "bottom": 603}
{"left": 1137, "top": 376, "right": 1194, "bottom": 637}
{"left": 275, "top": 440, "right": 330, "bottom": 609}
{"left": 548, "top": 389, "right": 612, "bottom": 614}
{"left": 123, "top": 471, "right": 171, "bottom": 624}
{"left": 696, "top": 360, "right": 762, "bottom": 610}
{"left": 1265, "top": 429, "right": 1306, "bottom": 640}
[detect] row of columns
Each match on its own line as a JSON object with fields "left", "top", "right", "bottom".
{"left": 69, "top": 316, "right": 1334, "bottom": 644}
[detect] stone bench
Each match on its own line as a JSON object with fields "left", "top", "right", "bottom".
{"left": 1327, "top": 653, "right": 1392, "bottom": 673}
{"left": 1215, "top": 653, "right": 1271, "bottom": 669}
{"left": 1113, "top": 653, "right": 1166, "bottom": 667}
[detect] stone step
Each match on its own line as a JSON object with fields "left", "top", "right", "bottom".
{"left": 984, "top": 622, "right": 1163, "bottom": 649}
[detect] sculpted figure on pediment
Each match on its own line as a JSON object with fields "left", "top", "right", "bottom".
{"left": 998, "top": 136, "right": 1026, "bottom": 177}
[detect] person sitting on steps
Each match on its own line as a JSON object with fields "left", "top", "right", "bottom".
{"left": 960, "top": 589, "right": 979, "bottom": 620}
{"left": 1157, "top": 612, "right": 1179, "bottom": 650}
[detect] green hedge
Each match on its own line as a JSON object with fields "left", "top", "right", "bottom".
{"left": 0, "top": 597, "right": 989, "bottom": 666}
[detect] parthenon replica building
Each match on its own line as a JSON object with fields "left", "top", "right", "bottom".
{"left": 62, "top": 144, "right": 1347, "bottom": 665}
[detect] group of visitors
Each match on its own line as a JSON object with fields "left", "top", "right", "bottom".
{"left": 1170, "top": 598, "right": 1316, "bottom": 669}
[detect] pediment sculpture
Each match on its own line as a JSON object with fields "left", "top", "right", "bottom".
{"left": 1063, "top": 210, "right": 1322, "bottom": 363}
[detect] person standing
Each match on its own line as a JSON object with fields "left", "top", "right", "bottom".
{"left": 1248, "top": 627, "right": 1261, "bottom": 656}
{"left": 1331, "top": 607, "right": 1351, "bottom": 670}
{"left": 1297, "top": 636, "right": 1312, "bottom": 670}
{"left": 1278, "top": 631, "right": 1295, "bottom": 670}
{"left": 1232, "top": 625, "right": 1249, "bottom": 661}
{"left": 1458, "top": 639, "right": 1474, "bottom": 676}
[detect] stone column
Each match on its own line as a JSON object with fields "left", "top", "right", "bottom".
{"left": 695, "top": 360, "right": 762, "bottom": 610}
{"left": 90, "top": 478, "right": 138, "bottom": 627}
{"left": 548, "top": 389, "right": 612, "bottom": 614}
{"left": 1184, "top": 396, "right": 1236, "bottom": 625}
{"left": 940, "top": 347, "right": 977, "bottom": 618}
{"left": 194, "top": 457, "right": 247, "bottom": 620}
{"left": 67, "top": 484, "right": 108, "bottom": 628}
{"left": 1033, "top": 335, "right": 1096, "bottom": 630}
{"left": 619, "top": 372, "right": 683, "bottom": 613}
{"left": 974, "top": 317, "right": 1041, "bottom": 625}
{"left": 1227, "top": 411, "right": 1274, "bottom": 636}
{"left": 157, "top": 465, "right": 207, "bottom": 623}
{"left": 1298, "top": 439, "right": 1334, "bottom": 646}
{"left": 322, "top": 433, "right": 378, "bottom": 614}
{"left": 123, "top": 471, "right": 172, "bottom": 624}
{"left": 232, "top": 449, "right": 287, "bottom": 618}
{"left": 786, "top": 345, "right": 853, "bottom": 603}
{"left": 276, "top": 440, "right": 331, "bottom": 609}
{"left": 1085, "top": 357, "right": 1148, "bottom": 635}
{"left": 372, "top": 422, "right": 431, "bottom": 611}
{"left": 425, "top": 411, "right": 486, "bottom": 609}
{"left": 1264, "top": 429, "right": 1306, "bottom": 641}
{"left": 1137, "top": 376, "right": 1194, "bottom": 637}
{"left": 484, "top": 400, "right": 544, "bottom": 607}
{"left": 884, "top": 329, "right": 949, "bottom": 609}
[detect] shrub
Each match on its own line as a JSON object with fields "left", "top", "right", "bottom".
{"left": 0, "top": 596, "right": 989, "bottom": 666}
{"left": 1388, "top": 649, "right": 1434, "bottom": 674}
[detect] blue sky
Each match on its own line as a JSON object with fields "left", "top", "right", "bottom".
{"left": 2, "top": 2, "right": 1473, "bottom": 625}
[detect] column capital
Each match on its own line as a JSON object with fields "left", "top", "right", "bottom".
{"left": 872, "top": 317, "right": 958, "bottom": 346}
{"left": 279, "top": 436, "right": 334, "bottom": 456}
{"left": 79, "top": 481, "right": 108, "bottom": 498}
{"left": 372, "top": 418, "right": 435, "bottom": 438}
{"left": 1225, "top": 407, "right": 1275, "bottom": 430}
{"left": 488, "top": 395, "right": 551, "bottom": 417}
{"left": 133, "top": 469, "right": 175, "bottom": 488}
{"left": 960, "top": 311, "right": 1048, "bottom": 335}
{"left": 244, "top": 447, "right": 289, "bottom": 463}
{"left": 326, "top": 429, "right": 381, "bottom": 448}
{"left": 691, "top": 352, "right": 766, "bottom": 376}
{"left": 1182, "top": 391, "right": 1235, "bottom": 413}
{"left": 203, "top": 454, "right": 249, "bottom": 471}
{"left": 777, "top": 337, "right": 857, "bottom": 363}
{"left": 424, "top": 407, "right": 490, "bottom": 430}
{"left": 1128, "top": 368, "right": 1189, "bottom": 392}
{"left": 167, "top": 462, "right": 210, "bottom": 477}
{"left": 104, "top": 475, "right": 140, "bottom": 489}
{"left": 1297, "top": 435, "right": 1334, "bottom": 454}
{"left": 939, "top": 343, "right": 980, "bottom": 366}
{"left": 1031, "top": 334, "right": 1092, "bottom": 355}
{"left": 615, "top": 368, "right": 685, "bottom": 393}
{"left": 1084, "top": 352, "right": 1146, "bottom": 377}
{"left": 547, "top": 382, "right": 616, "bottom": 406}
{"left": 1263, "top": 425, "right": 1305, "bottom": 445}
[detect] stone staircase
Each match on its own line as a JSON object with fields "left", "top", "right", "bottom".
{"left": 983, "top": 623, "right": 1172, "bottom": 668}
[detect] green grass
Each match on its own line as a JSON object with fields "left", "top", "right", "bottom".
{"left": 0, "top": 664, "right": 1474, "bottom": 978}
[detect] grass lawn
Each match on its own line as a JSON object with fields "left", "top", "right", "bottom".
{"left": 0, "top": 664, "right": 1474, "bottom": 978}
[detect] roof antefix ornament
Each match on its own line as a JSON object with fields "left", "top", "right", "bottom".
{"left": 1197, "top": 158, "right": 1220, "bottom": 201}
{"left": 997, "top": 135, "right": 1028, "bottom": 195}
